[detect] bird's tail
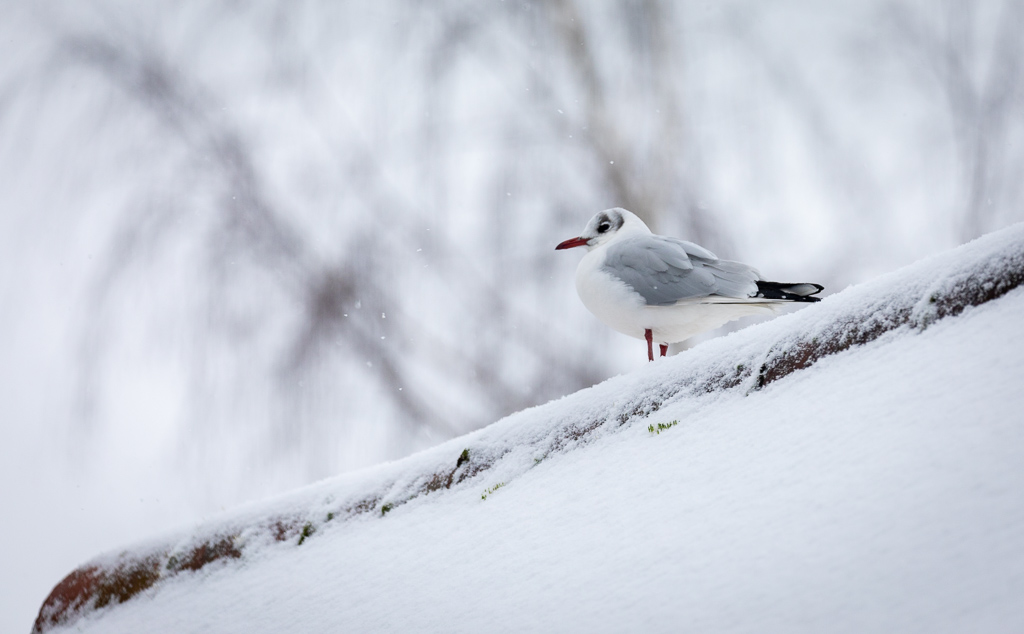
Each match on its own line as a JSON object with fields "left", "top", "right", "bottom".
{"left": 755, "top": 281, "right": 824, "bottom": 302}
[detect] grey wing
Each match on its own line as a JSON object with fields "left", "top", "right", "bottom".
{"left": 603, "top": 235, "right": 761, "bottom": 306}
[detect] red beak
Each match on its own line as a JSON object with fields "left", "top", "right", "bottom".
{"left": 555, "top": 236, "right": 589, "bottom": 250}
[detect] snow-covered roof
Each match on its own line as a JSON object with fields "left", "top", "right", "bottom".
{"left": 35, "top": 223, "right": 1024, "bottom": 633}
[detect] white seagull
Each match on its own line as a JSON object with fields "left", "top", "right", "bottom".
{"left": 556, "top": 208, "right": 823, "bottom": 361}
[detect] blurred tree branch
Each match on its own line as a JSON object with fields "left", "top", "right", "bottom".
{"left": 60, "top": 11, "right": 615, "bottom": 463}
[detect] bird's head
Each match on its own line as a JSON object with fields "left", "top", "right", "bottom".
{"left": 555, "top": 208, "right": 650, "bottom": 251}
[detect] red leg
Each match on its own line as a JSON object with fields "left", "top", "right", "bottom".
{"left": 660, "top": 344, "right": 668, "bottom": 357}
{"left": 645, "top": 329, "right": 654, "bottom": 362}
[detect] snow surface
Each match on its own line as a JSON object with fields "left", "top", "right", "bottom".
{"left": 44, "top": 227, "right": 1024, "bottom": 633}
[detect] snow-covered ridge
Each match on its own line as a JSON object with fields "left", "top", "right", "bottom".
{"left": 33, "top": 224, "right": 1024, "bottom": 634}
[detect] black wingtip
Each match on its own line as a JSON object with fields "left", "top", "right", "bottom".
{"left": 755, "top": 281, "right": 824, "bottom": 302}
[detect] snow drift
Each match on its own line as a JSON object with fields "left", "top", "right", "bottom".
{"left": 34, "top": 224, "right": 1024, "bottom": 633}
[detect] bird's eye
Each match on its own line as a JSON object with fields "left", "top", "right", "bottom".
{"left": 597, "top": 222, "right": 611, "bottom": 234}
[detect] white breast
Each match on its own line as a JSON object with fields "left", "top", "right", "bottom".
{"left": 575, "top": 248, "right": 648, "bottom": 340}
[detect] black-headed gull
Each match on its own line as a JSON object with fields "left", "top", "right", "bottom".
{"left": 556, "top": 208, "right": 823, "bottom": 361}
